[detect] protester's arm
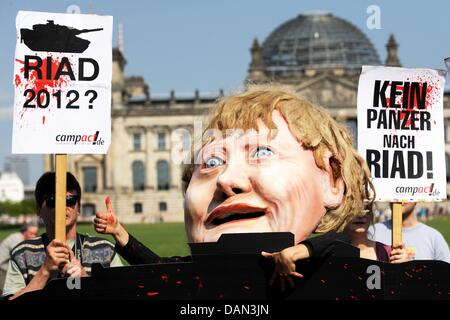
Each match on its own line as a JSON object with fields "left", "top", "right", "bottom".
{"left": 300, "top": 232, "right": 351, "bottom": 257}
{"left": 114, "top": 233, "right": 164, "bottom": 264}
{"left": 261, "top": 232, "right": 350, "bottom": 291}
{"left": 8, "top": 239, "right": 70, "bottom": 300}
{"left": 60, "top": 250, "right": 88, "bottom": 277}
{"left": 261, "top": 232, "right": 351, "bottom": 267}
{"left": 94, "top": 196, "right": 129, "bottom": 247}
{"left": 94, "top": 196, "right": 189, "bottom": 265}
{"left": 390, "top": 242, "right": 410, "bottom": 263}
{"left": 9, "top": 265, "right": 51, "bottom": 300}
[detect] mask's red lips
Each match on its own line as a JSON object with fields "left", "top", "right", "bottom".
{"left": 206, "top": 203, "right": 267, "bottom": 227}
{"left": 352, "top": 218, "right": 368, "bottom": 225}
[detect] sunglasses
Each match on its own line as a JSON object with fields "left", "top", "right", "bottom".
{"left": 44, "top": 195, "right": 79, "bottom": 208}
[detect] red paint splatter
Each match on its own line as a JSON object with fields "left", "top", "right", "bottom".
{"left": 107, "top": 214, "right": 116, "bottom": 225}
{"left": 137, "top": 285, "right": 144, "bottom": 289}
{"left": 175, "top": 280, "right": 182, "bottom": 285}
{"left": 15, "top": 56, "right": 72, "bottom": 105}
{"left": 160, "top": 274, "right": 169, "bottom": 283}
{"left": 105, "top": 196, "right": 111, "bottom": 208}
{"left": 194, "top": 275, "right": 204, "bottom": 288}
{"left": 42, "top": 116, "right": 45, "bottom": 124}
{"left": 387, "top": 79, "right": 440, "bottom": 130}
{"left": 243, "top": 285, "right": 251, "bottom": 291}
{"left": 320, "top": 279, "right": 326, "bottom": 284}
{"left": 15, "top": 74, "right": 21, "bottom": 86}
{"left": 146, "top": 292, "right": 159, "bottom": 297}
{"left": 404, "top": 271, "right": 413, "bottom": 278}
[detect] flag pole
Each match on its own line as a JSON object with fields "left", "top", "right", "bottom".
{"left": 55, "top": 154, "right": 67, "bottom": 241}
{"left": 392, "top": 202, "right": 403, "bottom": 246}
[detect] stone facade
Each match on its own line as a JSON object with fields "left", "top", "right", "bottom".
{"left": 45, "top": 14, "right": 450, "bottom": 223}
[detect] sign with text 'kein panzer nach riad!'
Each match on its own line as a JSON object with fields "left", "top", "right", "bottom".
{"left": 358, "top": 65, "right": 447, "bottom": 202}
{"left": 12, "top": 11, "right": 113, "bottom": 154}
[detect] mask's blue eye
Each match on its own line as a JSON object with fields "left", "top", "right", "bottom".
{"left": 205, "top": 156, "right": 224, "bottom": 168}
{"left": 253, "top": 146, "right": 274, "bottom": 158}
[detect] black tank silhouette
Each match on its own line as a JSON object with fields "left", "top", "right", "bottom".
{"left": 20, "top": 20, "right": 103, "bottom": 53}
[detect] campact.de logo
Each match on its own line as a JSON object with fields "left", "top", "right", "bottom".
{"left": 55, "top": 131, "right": 104, "bottom": 145}
{"left": 395, "top": 183, "right": 440, "bottom": 197}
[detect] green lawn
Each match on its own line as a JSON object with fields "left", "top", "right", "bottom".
{"left": 0, "top": 222, "right": 189, "bottom": 260}
{"left": 422, "top": 217, "right": 450, "bottom": 245}
{"left": 76, "top": 222, "right": 190, "bottom": 257}
{"left": 1, "top": 217, "right": 449, "bottom": 259}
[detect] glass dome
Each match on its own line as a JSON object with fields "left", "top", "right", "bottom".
{"left": 261, "top": 13, "right": 381, "bottom": 78}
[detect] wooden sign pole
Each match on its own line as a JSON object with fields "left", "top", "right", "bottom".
{"left": 55, "top": 154, "right": 68, "bottom": 241}
{"left": 392, "top": 202, "right": 403, "bottom": 246}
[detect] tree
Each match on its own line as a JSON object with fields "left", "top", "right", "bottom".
{"left": 0, "top": 199, "right": 36, "bottom": 217}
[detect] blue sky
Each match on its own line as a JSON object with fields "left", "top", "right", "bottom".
{"left": 0, "top": 0, "right": 449, "bottom": 185}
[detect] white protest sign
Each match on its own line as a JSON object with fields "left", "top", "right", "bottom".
{"left": 12, "top": 11, "right": 113, "bottom": 154}
{"left": 358, "top": 65, "right": 446, "bottom": 202}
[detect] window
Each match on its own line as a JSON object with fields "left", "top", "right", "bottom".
{"left": 82, "top": 204, "right": 96, "bottom": 217}
{"left": 446, "top": 153, "right": 450, "bottom": 183}
{"left": 445, "top": 122, "right": 449, "bottom": 143}
{"left": 134, "top": 202, "right": 143, "bottom": 214}
{"left": 182, "top": 131, "right": 190, "bottom": 151}
{"left": 157, "top": 160, "right": 170, "bottom": 190}
{"left": 133, "top": 133, "right": 141, "bottom": 151}
{"left": 132, "top": 161, "right": 145, "bottom": 191}
{"left": 158, "top": 132, "right": 166, "bottom": 150}
{"left": 82, "top": 167, "right": 97, "bottom": 193}
{"left": 159, "top": 202, "right": 167, "bottom": 212}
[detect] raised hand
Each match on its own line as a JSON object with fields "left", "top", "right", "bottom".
{"left": 261, "top": 244, "right": 307, "bottom": 292}
{"left": 94, "top": 195, "right": 129, "bottom": 247}
{"left": 94, "top": 196, "right": 118, "bottom": 235}
{"left": 42, "top": 239, "right": 70, "bottom": 272}
{"left": 390, "top": 242, "right": 410, "bottom": 264}
{"left": 60, "top": 250, "right": 87, "bottom": 277}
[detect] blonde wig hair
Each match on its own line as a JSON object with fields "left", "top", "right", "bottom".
{"left": 182, "top": 85, "right": 375, "bottom": 233}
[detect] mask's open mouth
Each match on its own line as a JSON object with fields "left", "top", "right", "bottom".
{"left": 211, "top": 211, "right": 266, "bottom": 226}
